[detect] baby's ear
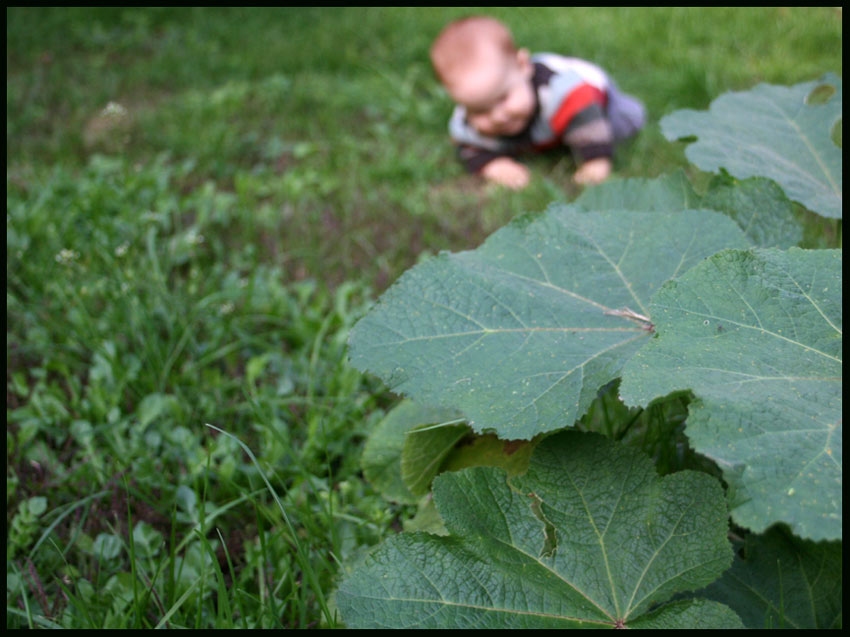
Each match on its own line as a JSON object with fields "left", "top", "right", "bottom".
{"left": 516, "top": 48, "right": 533, "bottom": 75}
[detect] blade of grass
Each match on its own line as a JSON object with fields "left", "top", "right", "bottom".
{"left": 123, "top": 476, "right": 143, "bottom": 628}
{"left": 28, "top": 489, "right": 111, "bottom": 559}
{"left": 167, "top": 500, "right": 177, "bottom": 612}
{"left": 253, "top": 500, "right": 283, "bottom": 628}
{"left": 216, "top": 526, "right": 249, "bottom": 629}
{"left": 204, "top": 422, "right": 334, "bottom": 626}
{"left": 153, "top": 577, "right": 201, "bottom": 629}
{"left": 194, "top": 459, "right": 210, "bottom": 629}
{"left": 194, "top": 528, "right": 233, "bottom": 628}
{"left": 171, "top": 488, "right": 265, "bottom": 556}
{"left": 5, "top": 606, "right": 63, "bottom": 629}
{"left": 48, "top": 537, "right": 97, "bottom": 628}
{"left": 9, "top": 561, "right": 35, "bottom": 629}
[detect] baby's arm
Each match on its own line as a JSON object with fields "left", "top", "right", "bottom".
{"left": 564, "top": 108, "right": 614, "bottom": 186}
{"left": 449, "top": 108, "right": 530, "bottom": 189}
{"left": 457, "top": 144, "right": 530, "bottom": 190}
{"left": 552, "top": 89, "right": 615, "bottom": 186}
{"left": 480, "top": 157, "right": 530, "bottom": 190}
{"left": 573, "top": 157, "right": 611, "bottom": 185}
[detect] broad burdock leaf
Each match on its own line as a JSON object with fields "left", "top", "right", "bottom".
{"left": 620, "top": 248, "right": 842, "bottom": 540}
{"left": 440, "top": 433, "right": 538, "bottom": 478}
{"left": 625, "top": 598, "right": 743, "bottom": 629}
{"left": 401, "top": 420, "right": 469, "bottom": 496}
{"left": 335, "top": 432, "right": 741, "bottom": 629}
{"left": 402, "top": 496, "right": 448, "bottom": 536}
{"left": 361, "top": 400, "right": 462, "bottom": 504}
{"left": 701, "top": 173, "right": 803, "bottom": 249}
{"left": 698, "top": 525, "right": 842, "bottom": 629}
{"left": 574, "top": 169, "right": 702, "bottom": 212}
{"left": 348, "top": 205, "right": 749, "bottom": 440}
{"left": 576, "top": 169, "right": 803, "bottom": 249}
{"left": 661, "top": 73, "right": 842, "bottom": 218}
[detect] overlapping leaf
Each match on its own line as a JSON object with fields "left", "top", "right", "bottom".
{"left": 576, "top": 169, "right": 803, "bottom": 248}
{"left": 402, "top": 420, "right": 469, "bottom": 497}
{"left": 348, "top": 205, "right": 749, "bottom": 439}
{"left": 361, "top": 400, "right": 462, "bottom": 504}
{"left": 574, "top": 169, "right": 702, "bottom": 212}
{"left": 620, "top": 248, "right": 842, "bottom": 540}
{"left": 661, "top": 73, "right": 842, "bottom": 218}
{"left": 698, "top": 526, "right": 842, "bottom": 629}
{"left": 439, "top": 432, "right": 538, "bottom": 479}
{"left": 700, "top": 173, "right": 802, "bottom": 249}
{"left": 336, "top": 432, "right": 741, "bottom": 629}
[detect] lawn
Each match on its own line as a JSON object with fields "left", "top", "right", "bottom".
{"left": 6, "top": 7, "right": 842, "bottom": 629}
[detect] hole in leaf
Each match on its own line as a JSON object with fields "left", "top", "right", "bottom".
{"left": 805, "top": 83, "right": 836, "bottom": 105}
{"left": 527, "top": 492, "right": 558, "bottom": 559}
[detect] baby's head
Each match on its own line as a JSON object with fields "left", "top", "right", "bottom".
{"left": 431, "top": 16, "right": 535, "bottom": 136}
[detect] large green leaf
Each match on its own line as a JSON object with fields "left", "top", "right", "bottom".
{"left": 401, "top": 421, "right": 469, "bottom": 496}
{"left": 620, "top": 248, "right": 842, "bottom": 540}
{"left": 440, "top": 433, "right": 538, "bottom": 478}
{"left": 698, "top": 526, "right": 842, "bottom": 629}
{"left": 661, "top": 73, "right": 842, "bottom": 218}
{"left": 361, "top": 400, "right": 463, "bottom": 504}
{"left": 576, "top": 169, "right": 803, "bottom": 248}
{"left": 335, "top": 432, "right": 741, "bottom": 629}
{"left": 348, "top": 205, "right": 749, "bottom": 439}
{"left": 574, "top": 170, "right": 702, "bottom": 211}
{"left": 700, "top": 173, "right": 803, "bottom": 249}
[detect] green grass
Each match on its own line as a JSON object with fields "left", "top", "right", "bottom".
{"left": 6, "top": 7, "right": 842, "bottom": 629}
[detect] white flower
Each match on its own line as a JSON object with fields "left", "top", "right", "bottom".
{"left": 115, "top": 242, "right": 129, "bottom": 257}
{"left": 101, "top": 101, "right": 128, "bottom": 118}
{"left": 55, "top": 248, "right": 79, "bottom": 265}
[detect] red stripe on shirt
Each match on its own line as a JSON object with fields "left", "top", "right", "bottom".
{"left": 549, "top": 84, "right": 606, "bottom": 135}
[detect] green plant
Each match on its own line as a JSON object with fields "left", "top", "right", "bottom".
{"left": 5, "top": 153, "right": 392, "bottom": 629}
{"left": 9, "top": 497, "right": 49, "bottom": 559}
{"left": 337, "top": 75, "right": 842, "bottom": 628}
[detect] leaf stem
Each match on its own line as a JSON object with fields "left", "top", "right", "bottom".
{"left": 603, "top": 308, "right": 654, "bottom": 332}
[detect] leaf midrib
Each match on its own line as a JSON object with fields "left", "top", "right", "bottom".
{"left": 350, "top": 591, "right": 615, "bottom": 628}
{"left": 380, "top": 325, "right": 646, "bottom": 346}
{"left": 764, "top": 89, "right": 841, "bottom": 197}
{"left": 652, "top": 304, "right": 842, "bottom": 364}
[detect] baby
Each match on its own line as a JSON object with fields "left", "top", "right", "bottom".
{"left": 430, "top": 15, "right": 646, "bottom": 189}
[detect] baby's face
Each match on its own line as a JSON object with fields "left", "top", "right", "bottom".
{"left": 446, "top": 46, "right": 535, "bottom": 137}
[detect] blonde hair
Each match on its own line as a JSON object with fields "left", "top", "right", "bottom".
{"left": 430, "top": 16, "right": 517, "bottom": 86}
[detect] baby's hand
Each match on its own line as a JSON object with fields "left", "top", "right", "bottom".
{"left": 481, "top": 157, "right": 530, "bottom": 190}
{"left": 574, "top": 157, "right": 612, "bottom": 186}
